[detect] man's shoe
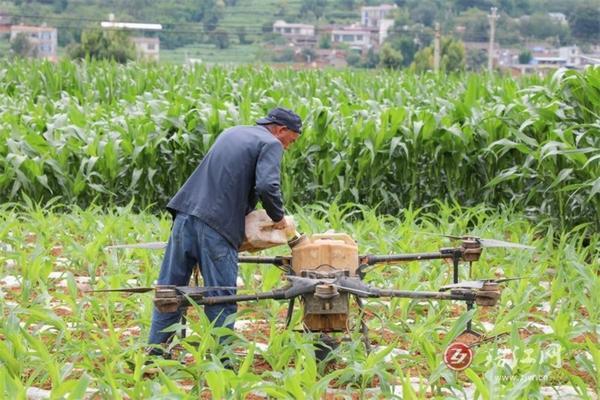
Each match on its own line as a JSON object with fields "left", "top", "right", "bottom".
{"left": 145, "top": 346, "right": 172, "bottom": 363}
{"left": 219, "top": 355, "right": 238, "bottom": 371}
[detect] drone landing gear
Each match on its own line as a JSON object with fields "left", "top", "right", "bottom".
{"left": 354, "top": 295, "right": 372, "bottom": 354}
{"left": 315, "top": 333, "right": 340, "bottom": 362}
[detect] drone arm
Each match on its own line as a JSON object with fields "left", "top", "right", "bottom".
{"left": 199, "top": 290, "right": 287, "bottom": 305}
{"left": 238, "top": 256, "right": 293, "bottom": 274}
{"left": 361, "top": 252, "right": 451, "bottom": 266}
{"left": 373, "top": 288, "right": 476, "bottom": 302}
{"left": 238, "top": 256, "right": 291, "bottom": 266}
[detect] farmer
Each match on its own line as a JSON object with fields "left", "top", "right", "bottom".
{"left": 147, "top": 107, "right": 302, "bottom": 354}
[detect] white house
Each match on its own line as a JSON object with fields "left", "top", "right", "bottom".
{"left": 10, "top": 24, "right": 57, "bottom": 61}
{"left": 131, "top": 36, "right": 160, "bottom": 61}
{"left": 331, "top": 26, "right": 372, "bottom": 50}
{"left": 361, "top": 4, "right": 397, "bottom": 28}
{"left": 378, "top": 19, "right": 395, "bottom": 44}
{"left": 273, "top": 20, "right": 315, "bottom": 37}
{"left": 559, "top": 46, "right": 581, "bottom": 67}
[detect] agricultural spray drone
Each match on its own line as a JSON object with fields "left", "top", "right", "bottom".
{"left": 94, "top": 232, "right": 534, "bottom": 361}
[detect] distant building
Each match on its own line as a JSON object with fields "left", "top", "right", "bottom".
{"left": 559, "top": 46, "right": 581, "bottom": 67}
{"left": 378, "top": 19, "right": 395, "bottom": 44}
{"left": 273, "top": 20, "right": 315, "bottom": 37}
{"left": 548, "top": 12, "right": 567, "bottom": 25}
{"left": 360, "top": 4, "right": 397, "bottom": 28}
{"left": 10, "top": 24, "right": 57, "bottom": 61}
{"left": 131, "top": 36, "right": 160, "bottom": 61}
{"left": 527, "top": 46, "right": 582, "bottom": 68}
{"left": 331, "top": 26, "right": 372, "bottom": 50}
{"left": 508, "top": 64, "right": 557, "bottom": 77}
{"left": 0, "top": 11, "right": 11, "bottom": 34}
{"left": 273, "top": 20, "right": 317, "bottom": 47}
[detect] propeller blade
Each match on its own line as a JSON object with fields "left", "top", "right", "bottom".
{"left": 494, "top": 277, "right": 528, "bottom": 283}
{"left": 476, "top": 238, "right": 535, "bottom": 250}
{"left": 440, "top": 281, "right": 486, "bottom": 290}
{"left": 105, "top": 242, "right": 167, "bottom": 250}
{"left": 439, "top": 276, "right": 527, "bottom": 291}
{"left": 436, "top": 234, "right": 535, "bottom": 250}
{"left": 442, "top": 234, "right": 466, "bottom": 240}
{"left": 419, "top": 232, "right": 535, "bottom": 250}
{"left": 86, "top": 287, "right": 155, "bottom": 293}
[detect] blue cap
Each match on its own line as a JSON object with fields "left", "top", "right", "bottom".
{"left": 256, "top": 107, "right": 302, "bottom": 134}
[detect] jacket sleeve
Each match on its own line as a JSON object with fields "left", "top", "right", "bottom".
{"left": 246, "top": 188, "right": 258, "bottom": 215}
{"left": 255, "top": 141, "right": 285, "bottom": 222}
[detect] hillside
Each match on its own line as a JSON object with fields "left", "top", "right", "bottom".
{"left": 0, "top": 0, "right": 597, "bottom": 64}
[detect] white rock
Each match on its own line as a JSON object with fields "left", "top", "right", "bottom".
{"left": 48, "top": 272, "right": 66, "bottom": 280}
{"left": 371, "top": 345, "right": 410, "bottom": 361}
{"left": 26, "top": 387, "right": 50, "bottom": 400}
{"left": 539, "top": 302, "right": 552, "bottom": 313}
{"left": 0, "top": 275, "right": 20, "bottom": 289}
{"left": 54, "top": 257, "right": 70, "bottom": 267}
{"left": 0, "top": 242, "right": 14, "bottom": 252}
{"left": 540, "top": 385, "right": 598, "bottom": 399}
{"left": 527, "top": 322, "right": 554, "bottom": 334}
{"left": 481, "top": 321, "right": 495, "bottom": 332}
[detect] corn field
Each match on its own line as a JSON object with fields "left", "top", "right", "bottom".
{"left": 0, "top": 60, "right": 598, "bottom": 231}
{"left": 0, "top": 202, "right": 598, "bottom": 398}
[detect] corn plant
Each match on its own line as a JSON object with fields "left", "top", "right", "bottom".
{"left": 1, "top": 60, "right": 598, "bottom": 230}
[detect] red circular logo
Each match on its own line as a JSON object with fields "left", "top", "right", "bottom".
{"left": 443, "top": 342, "right": 474, "bottom": 371}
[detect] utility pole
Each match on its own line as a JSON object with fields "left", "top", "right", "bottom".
{"left": 487, "top": 7, "right": 498, "bottom": 73}
{"left": 433, "top": 22, "right": 441, "bottom": 72}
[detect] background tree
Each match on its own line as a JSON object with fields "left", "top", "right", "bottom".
{"left": 300, "top": 0, "right": 327, "bottom": 20}
{"left": 346, "top": 51, "right": 361, "bottom": 66}
{"left": 386, "top": 35, "right": 418, "bottom": 66}
{"left": 569, "top": 2, "right": 600, "bottom": 42}
{"left": 272, "top": 47, "right": 295, "bottom": 62}
{"left": 336, "top": 0, "right": 356, "bottom": 8}
{"left": 466, "top": 48, "right": 487, "bottom": 70}
{"left": 301, "top": 47, "right": 316, "bottom": 62}
{"left": 412, "top": 36, "right": 465, "bottom": 72}
{"left": 519, "top": 13, "right": 570, "bottom": 42}
{"left": 411, "top": 46, "right": 433, "bottom": 72}
{"left": 455, "top": 8, "right": 489, "bottom": 42}
{"left": 518, "top": 50, "right": 532, "bottom": 64}
{"left": 211, "top": 29, "right": 230, "bottom": 49}
{"left": 410, "top": 0, "right": 438, "bottom": 27}
{"left": 236, "top": 27, "right": 252, "bottom": 44}
{"left": 379, "top": 43, "right": 403, "bottom": 69}
{"left": 10, "top": 32, "right": 37, "bottom": 58}
{"left": 52, "top": 0, "right": 68, "bottom": 13}
{"left": 319, "top": 34, "right": 332, "bottom": 49}
{"left": 68, "top": 29, "right": 136, "bottom": 63}
{"left": 362, "top": 48, "right": 380, "bottom": 68}
{"left": 275, "top": 0, "right": 289, "bottom": 16}
{"left": 453, "top": 0, "right": 495, "bottom": 13}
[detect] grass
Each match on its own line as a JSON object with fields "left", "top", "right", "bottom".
{"left": 0, "top": 201, "right": 598, "bottom": 398}
{"left": 160, "top": 42, "right": 262, "bottom": 65}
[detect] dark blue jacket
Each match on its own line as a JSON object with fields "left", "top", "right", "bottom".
{"left": 167, "top": 125, "right": 285, "bottom": 248}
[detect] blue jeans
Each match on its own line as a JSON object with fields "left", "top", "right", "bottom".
{"left": 148, "top": 212, "right": 238, "bottom": 345}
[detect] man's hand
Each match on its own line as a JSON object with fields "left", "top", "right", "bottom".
{"left": 271, "top": 218, "right": 287, "bottom": 230}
